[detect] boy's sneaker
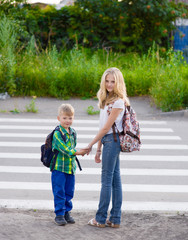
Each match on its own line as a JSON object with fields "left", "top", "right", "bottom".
{"left": 65, "top": 212, "right": 75, "bottom": 224}
{"left": 55, "top": 215, "right": 67, "bottom": 226}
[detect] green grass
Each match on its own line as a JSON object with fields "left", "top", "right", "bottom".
{"left": 0, "top": 39, "right": 187, "bottom": 111}
{"left": 25, "top": 98, "right": 38, "bottom": 113}
{"left": 87, "top": 106, "right": 100, "bottom": 115}
{"left": 0, "top": 110, "right": 8, "bottom": 113}
{"left": 10, "top": 108, "right": 20, "bottom": 114}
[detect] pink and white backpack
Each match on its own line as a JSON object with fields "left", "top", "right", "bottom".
{"left": 119, "top": 105, "right": 141, "bottom": 152}
{"left": 108, "top": 103, "right": 141, "bottom": 152}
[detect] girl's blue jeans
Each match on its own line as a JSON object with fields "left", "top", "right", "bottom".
{"left": 51, "top": 170, "right": 75, "bottom": 216}
{"left": 96, "top": 133, "right": 122, "bottom": 225}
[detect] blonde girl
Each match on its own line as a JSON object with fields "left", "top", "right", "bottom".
{"left": 87, "top": 67, "right": 130, "bottom": 228}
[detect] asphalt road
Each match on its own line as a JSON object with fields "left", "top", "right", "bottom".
{"left": 0, "top": 96, "right": 188, "bottom": 240}
{"left": 0, "top": 96, "right": 188, "bottom": 212}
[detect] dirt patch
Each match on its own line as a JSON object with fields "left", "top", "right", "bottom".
{"left": 0, "top": 208, "right": 188, "bottom": 240}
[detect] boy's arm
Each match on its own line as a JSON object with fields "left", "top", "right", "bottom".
{"left": 75, "top": 148, "right": 89, "bottom": 156}
{"left": 53, "top": 131, "right": 76, "bottom": 156}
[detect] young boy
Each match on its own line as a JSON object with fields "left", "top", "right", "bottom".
{"left": 50, "top": 103, "right": 87, "bottom": 226}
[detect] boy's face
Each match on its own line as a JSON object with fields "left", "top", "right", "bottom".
{"left": 57, "top": 113, "right": 74, "bottom": 129}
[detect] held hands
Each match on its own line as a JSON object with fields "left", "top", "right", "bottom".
{"left": 83, "top": 143, "right": 102, "bottom": 163}
{"left": 82, "top": 145, "right": 92, "bottom": 155}
{"left": 77, "top": 146, "right": 92, "bottom": 156}
{"left": 78, "top": 146, "right": 102, "bottom": 164}
{"left": 77, "top": 145, "right": 102, "bottom": 163}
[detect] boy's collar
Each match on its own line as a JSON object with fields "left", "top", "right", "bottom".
{"left": 59, "top": 125, "right": 73, "bottom": 134}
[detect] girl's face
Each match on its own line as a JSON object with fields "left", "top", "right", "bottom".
{"left": 105, "top": 74, "right": 115, "bottom": 93}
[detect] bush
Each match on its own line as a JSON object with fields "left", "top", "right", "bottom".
{"left": 9, "top": 43, "right": 188, "bottom": 112}
{"left": 0, "top": 16, "right": 17, "bottom": 95}
{"left": 0, "top": 15, "right": 187, "bottom": 111}
{"left": 150, "top": 51, "right": 188, "bottom": 111}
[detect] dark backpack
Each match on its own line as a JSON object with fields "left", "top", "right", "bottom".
{"left": 41, "top": 126, "right": 82, "bottom": 171}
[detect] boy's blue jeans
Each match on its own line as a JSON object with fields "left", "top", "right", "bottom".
{"left": 51, "top": 170, "right": 75, "bottom": 216}
{"left": 95, "top": 133, "right": 122, "bottom": 225}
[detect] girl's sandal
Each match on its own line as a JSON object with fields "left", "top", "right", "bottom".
{"left": 106, "top": 220, "right": 120, "bottom": 228}
{"left": 88, "top": 218, "right": 105, "bottom": 228}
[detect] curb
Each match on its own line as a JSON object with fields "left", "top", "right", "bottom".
{"left": 138, "top": 109, "right": 188, "bottom": 119}
{"left": 0, "top": 96, "right": 187, "bottom": 119}
{"left": 160, "top": 109, "right": 187, "bottom": 118}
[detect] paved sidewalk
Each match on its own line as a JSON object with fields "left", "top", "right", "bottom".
{"left": 0, "top": 208, "right": 188, "bottom": 240}
{"left": 0, "top": 96, "right": 187, "bottom": 119}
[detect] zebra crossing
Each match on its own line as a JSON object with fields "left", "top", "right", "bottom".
{"left": 0, "top": 117, "right": 188, "bottom": 212}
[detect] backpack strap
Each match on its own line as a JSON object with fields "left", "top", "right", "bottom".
{"left": 126, "top": 131, "right": 141, "bottom": 144}
{"left": 111, "top": 102, "right": 128, "bottom": 142}
{"left": 50, "top": 127, "right": 61, "bottom": 172}
{"left": 112, "top": 105, "right": 129, "bottom": 142}
{"left": 56, "top": 126, "right": 66, "bottom": 142}
{"left": 51, "top": 150, "right": 59, "bottom": 172}
{"left": 68, "top": 128, "right": 82, "bottom": 171}
{"left": 75, "top": 157, "right": 82, "bottom": 171}
{"left": 112, "top": 123, "right": 118, "bottom": 142}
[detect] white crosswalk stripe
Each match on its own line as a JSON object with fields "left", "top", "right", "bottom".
{"left": 1, "top": 181, "right": 188, "bottom": 192}
{"left": 0, "top": 153, "right": 188, "bottom": 161}
{"left": 0, "top": 125, "right": 174, "bottom": 132}
{"left": 1, "top": 199, "right": 188, "bottom": 212}
{"left": 0, "top": 117, "right": 188, "bottom": 212}
{"left": 0, "top": 118, "right": 167, "bottom": 125}
{"left": 0, "top": 141, "right": 187, "bottom": 149}
{"left": 0, "top": 133, "right": 181, "bottom": 140}
{"left": 1, "top": 166, "right": 188, "bottom": 176}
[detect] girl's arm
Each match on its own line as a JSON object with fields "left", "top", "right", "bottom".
{"left": 95, "top": 139, "right": 102, "bottom": 163}
{"left": 96, "top": 140, "right": 102, "bottom": 152}
{"left": 87, "top": 108, "right": 123, "bottom": 149}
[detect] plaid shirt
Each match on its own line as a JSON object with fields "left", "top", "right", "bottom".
{"left": 50, "top": 125, "right": 77, "bottom": 174}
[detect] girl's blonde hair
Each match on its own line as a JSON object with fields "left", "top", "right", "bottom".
{"left": 97, "top": 67, "right": 130, "bottom": 109}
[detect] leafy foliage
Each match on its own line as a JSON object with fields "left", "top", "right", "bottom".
{"left": 0, "top": 16, "right": 17, "bottom": 95}
{"left": 0, "top": 0, "right": 187, "bottom": 51}
{"left": 0, "top": 1, "right": 188, "bottom": 112}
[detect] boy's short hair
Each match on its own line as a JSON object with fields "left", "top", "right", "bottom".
{"left": 58, "top": 104, "right": 74, "bottom": 116}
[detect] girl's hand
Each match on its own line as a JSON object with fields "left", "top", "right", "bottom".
{"left": 76, "top": 148, "right": 90, "bottom": 156}
{"left": 86, "top": 145, "right": 92, "bottom": 155}
{"left": 95, "top": 152, "right": 101, "bottom": 163}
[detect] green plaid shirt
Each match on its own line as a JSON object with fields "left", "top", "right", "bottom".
{"left": 50, "top": 125, "right": 77, "bottom": 174}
